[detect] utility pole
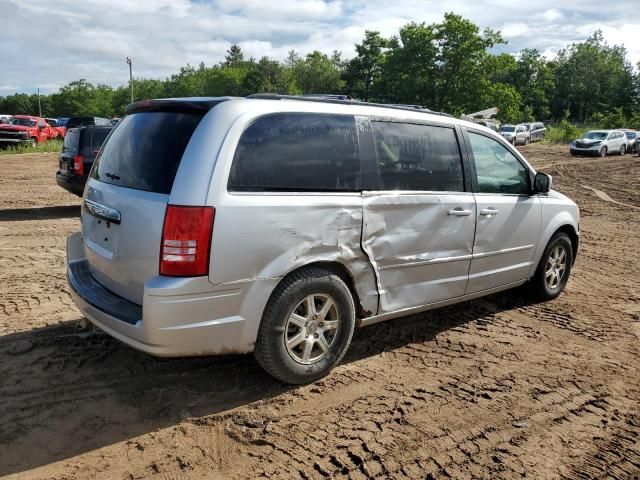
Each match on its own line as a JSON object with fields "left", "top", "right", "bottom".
{"left": 37, "top": 88, "right": 42, "bottom": 117}
{"left": 126, "top": 57, "right": 133, "bottom": 102}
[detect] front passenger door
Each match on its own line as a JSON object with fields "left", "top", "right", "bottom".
{"left": 465, "top": 130, "right": 542, "bottom": 294}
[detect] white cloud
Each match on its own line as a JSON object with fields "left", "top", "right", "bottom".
{"left": 542, "top": 8, "right": 563, "bottom": 22}
{"left": 501, "top": 22, "right": 530, "bottom": 37}
{"left": 0, "top": 0, "right": 638, "bottom": 96}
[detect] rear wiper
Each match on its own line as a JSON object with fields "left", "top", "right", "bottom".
{"left": 105, "top": 172, "right": 120, "bottom": 180}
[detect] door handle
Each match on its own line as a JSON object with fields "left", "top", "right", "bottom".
{"left": 448, "top": 208, "right": 472, "bottom": 217}
{"left": 480, "top": 207, "right": 500, "bottom": 216}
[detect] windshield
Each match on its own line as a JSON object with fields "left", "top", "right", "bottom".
{"left": 500, "top": 126, "right": 515, "bottom": 132}
{"left": 584, "top": 131, "right": 608, "bottom": 140}
{"left": 12, "top": 118, "right": 36, "bottom": 127}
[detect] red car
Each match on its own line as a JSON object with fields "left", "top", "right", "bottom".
{"left": 0, "top": 115, "right": 60, "bottom": 147}
{"left": 45, "top": 118, "right": 67, "bottom": 139}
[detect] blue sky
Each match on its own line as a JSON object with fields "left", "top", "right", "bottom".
{"left": 0, "top": 0, "right": 638, "bottom": 96}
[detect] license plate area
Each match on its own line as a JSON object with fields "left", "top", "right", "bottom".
{"left": 84, "top": 214, "right": 120, "bottom": 260}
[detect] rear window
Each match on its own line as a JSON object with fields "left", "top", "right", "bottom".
{"left": 63, "top": 129, "right": 80, "bottom": 151}
{"left": 67, "top": 117, "right": 92, "bottom": 128}
{"left": 90, "top": 128, "right": 111, "bottom": 153}
{"left": 228, "top": 113, "right": 360, "bottom": 192}
{"left": 91, "top": 112, "right": 203, "bottom": 194}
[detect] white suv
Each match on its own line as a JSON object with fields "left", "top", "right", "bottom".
{"left": 67, "top": 95, "right": 580, "bottom": 384}
{"left": 570, "top": 130, "right": 628, "bottom": 156}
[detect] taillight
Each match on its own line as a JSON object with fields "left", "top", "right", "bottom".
{"left": 160, "top": 205, "right": 214, "bottom": 277}
{"left": 73, "top": 154, "right": 84, "bottom": 175}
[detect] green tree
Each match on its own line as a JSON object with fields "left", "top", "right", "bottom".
{"left": 377, "top": 23, "right": 437, "bottom": 106}
{"left": 51, "top": 80, "right": 114, "bottom": 117}
{"left": 242, "top": 57, "right": 297, "bottom": 94}
{"left": 1, "top": 93, "right": 34, "bottom": 115}
{"left": 434, "top": 13, "right": 505, "bottom": 115}
{"left": 293, "top": 51, "right": 344, "bottom": 94}
{"left": 552, "top": 31, "right": 636, "bottom": 121}
{"left": 224, "top": 44, "right": 245, "bottom": 67}
{"left": 509, "top": 49, "right": 554, "bottom": 120}
{"left": 344, "top": 31, "right": 388, "bottom": 101}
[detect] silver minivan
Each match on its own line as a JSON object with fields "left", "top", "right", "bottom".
{"left": 498, "top": 124, "right": 530, "bottom": 145}
{"left": 67, "top": 96, "right": 580, "bottom": 384}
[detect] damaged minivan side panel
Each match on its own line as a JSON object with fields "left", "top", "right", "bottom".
{"left": 205, "top": 109, "right": 380, "bottom": 347}
{"left": 360, "top": 119, "right": 476, "bottom": 314}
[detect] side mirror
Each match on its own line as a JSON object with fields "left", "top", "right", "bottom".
{"left": 534, "top": 172, "right": 552, "bottom": 194}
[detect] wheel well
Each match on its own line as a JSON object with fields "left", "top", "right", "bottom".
{"left": 282, "top": 261, "right": 366, "bottom": 318}
{"left": 555, "top": 224, "right": 579, "bottom": 263}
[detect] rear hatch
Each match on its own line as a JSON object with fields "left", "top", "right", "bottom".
{"left": 82, "top": 109, "right": 205, "bottom": 304}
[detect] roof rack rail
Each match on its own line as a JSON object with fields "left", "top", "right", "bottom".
{"left": 245, "top": 94, "right": 453, "bottom": 117}
{"left": 301, "top": 93, "right": 353, "bottom": 100}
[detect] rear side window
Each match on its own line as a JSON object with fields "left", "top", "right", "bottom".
{"left": 228, "top": 113, "right": 360, "bottom": 192}
{"left": 371, "top": 122, "right": 464, "bottom": 191}
{"left": 63, "top": 129, "right": 80, "bottom": 152}
{"left": 91, "top": 112, "right": 203, "bottom": 194}
{"left": 90, "top": 128, "right": 111, "bottom": 153}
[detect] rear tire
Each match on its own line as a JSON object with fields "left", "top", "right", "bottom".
{"left": 254, "top": 267, "right": 355, "bottom": 384}
{"left": 525, "top": 137, "right": 530, "bottom": 146}
{"left": 529, "top": 232, "right": 573, "bottom": 301}
{"left": 599, "top": 146, "right": 607, "bottom": 157}
{"left": 619, "top": 144, "right": 626, "bottom": 155}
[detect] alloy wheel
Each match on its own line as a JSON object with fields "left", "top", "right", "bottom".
{"left": 545, "top": 245, "right": 567, "bottom": 289}
{"left": 284, "top": 294, "right": 340, "bottom": 365}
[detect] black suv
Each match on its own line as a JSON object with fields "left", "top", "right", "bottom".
{"left": 56, "top": 126, "right": 112, "bottom": 196}
{"left": 65, "top": 116, "right": 112, "bottom": 129}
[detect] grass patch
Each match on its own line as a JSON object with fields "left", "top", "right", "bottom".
{"left": 543, "top": 122, "right": 599, "bottom": 144}
{"left": 0, "top": 139, "right": 63, "bottom": 156}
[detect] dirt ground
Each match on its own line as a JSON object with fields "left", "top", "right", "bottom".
{"left": 0, "top": 145, "right": 638, "bottom": 479}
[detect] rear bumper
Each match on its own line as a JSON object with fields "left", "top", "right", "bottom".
{"left": 56, "top": 172, "right": 86, "bottom": 196}
{"left": 66, "top": 232, "right": 252, "bottom": 357}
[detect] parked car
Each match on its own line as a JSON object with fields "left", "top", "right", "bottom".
{"left": 56, "top": 126, "right": 112, "bottom": 196}
{"left": 45, "top": 118, "right": 67, "bottom": 139}
{"left": 66, "top": 116, "right": 112, "bottom": 129}
{"left": 521, "top": 122, "right": 546, "bottom": 142}
{"left": 619, "top": 129, "right": 638, "bottom": 154}
{"left": 0, "top": 114, "right": 12, "bottom": 124}
{"left": 570, "top": 130, "right": 627, "bottom": 157}
{"left": 498, "top": 124, "right": 530, "bottom": 145}
{"left": 0, "top": 115, "right": 58, "bottom": 147}
{"left": 67, "top": 95, "right": 579, "bottom": 384}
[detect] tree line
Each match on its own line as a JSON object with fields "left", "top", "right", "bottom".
{"left": 2, "top": 13, "right": 638, "bottom": 126}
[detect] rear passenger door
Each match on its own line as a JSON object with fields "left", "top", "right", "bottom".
{"left": 361, "top": 119, "right": 476, "bottom": 314}
{"left": 464, "top": 129, "right": 541, "bottom": 293}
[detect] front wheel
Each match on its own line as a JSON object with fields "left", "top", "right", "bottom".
{"left": 254, "top": 267, "right": 355, "bottom": 384}
{"left": 529, "top": 232, "right": 573, "bottom": 301}
{"left": 619, "top": 145, "right": 626, "bottom": 155}
{"left": 29, "top": 138, "right": 37, "bottom": 148}
{"left": 599, "top": 146, "right": 607, "bottom": 157}
{"left": 524, "top": 137, "right": 530, "bottom": 146}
